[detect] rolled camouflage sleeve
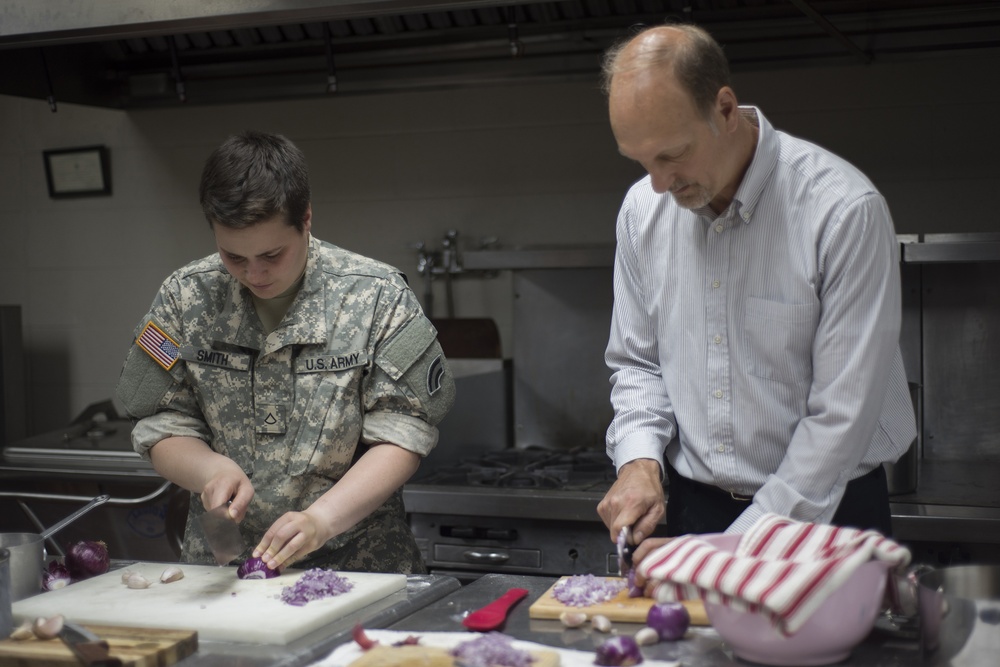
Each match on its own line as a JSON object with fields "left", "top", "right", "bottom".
{"left": 116, "top": 274, "right": 214, "bottom": 458}
{"left": 362, "top": 275, "right": 455, "bottom": 456}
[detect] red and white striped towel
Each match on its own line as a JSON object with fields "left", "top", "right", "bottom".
{"left": 637, "top": 513, "right": 912, "bottom": 635}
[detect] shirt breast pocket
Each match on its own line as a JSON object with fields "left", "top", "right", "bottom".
{"left": 286, "top": 365, "right": 364, "bottom": 477}
{"left": 744, "top": 297, "right": 819, "bottom": 385}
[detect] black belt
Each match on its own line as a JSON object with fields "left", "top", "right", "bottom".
{"left": 666, "top": 463, "right": 755, "bottom": 503}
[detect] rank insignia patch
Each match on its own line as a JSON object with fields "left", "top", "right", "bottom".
{"left": 137, "top": 320, "right": 180, "bottom": 370}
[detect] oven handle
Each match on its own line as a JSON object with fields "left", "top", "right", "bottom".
{"left": 463, "top": 549, "right": 510, "bottom": 565}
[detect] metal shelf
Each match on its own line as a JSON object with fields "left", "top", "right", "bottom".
{"left": 900, "top": 234, "right": 1000, "bottom": 263}
{"left": 462, "top": 245, "right": 614, "bottom": 271}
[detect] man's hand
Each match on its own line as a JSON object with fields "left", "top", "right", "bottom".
{"left": 253, "top": 509, "right": 329, "bottom": 570}
{"left": 630, "top": 536, "right": 673, "bottom": 595}
{"left": 597, "top": 458, "right": 665, "bottom": 545}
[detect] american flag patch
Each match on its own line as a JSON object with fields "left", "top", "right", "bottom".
{"left": 137, "top": 320, "right": 180, "bottom": 370}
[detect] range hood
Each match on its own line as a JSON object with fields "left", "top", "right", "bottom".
{"left": 2, "top": 0, "right": 999, "bottom": 109}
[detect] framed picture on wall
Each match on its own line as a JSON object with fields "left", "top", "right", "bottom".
{"left": 43, "top": 145, "right": 112, "bottom": 198}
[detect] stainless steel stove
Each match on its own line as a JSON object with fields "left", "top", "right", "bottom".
{"left": 404, "top": 447, "right": 621, "bottom": 581}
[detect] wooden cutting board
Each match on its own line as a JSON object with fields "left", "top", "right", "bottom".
{"left": 528, "top": 576, "right": 709, "bottom": 626}
{"left": 12, "top": 562, "right": 406, "bottom": 645}
{"left": 0, "top": 625, "right": 196, "bottom": 667}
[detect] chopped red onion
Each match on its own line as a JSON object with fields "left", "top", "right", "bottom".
{"left": 280, "top": 568, "right": 353, "bottom": 606}
{"left": 450, "top": 632, "right": 533, "bottom": 667}
{"left": 552, "top": 574, "right": 625, "bottom": 607}
{"left": 626, "top": 568, "right": 642, "bottom": 598}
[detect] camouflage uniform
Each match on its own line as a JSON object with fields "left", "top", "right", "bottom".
{"left": 116, "top": 236, "right": 454, "bottom": 573}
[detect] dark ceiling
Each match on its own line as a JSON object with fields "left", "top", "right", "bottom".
{"left": 2, "top": 0, "right": 999, "bottom": 109}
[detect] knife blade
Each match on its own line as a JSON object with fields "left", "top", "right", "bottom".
{"left": 197, "top": 502, "right": 245, "bottom": 565}
{"left": 617, "top": 525, "right": 634, "bottom": 576}
{"left": 59, "top": 621, "right": 123, "bottom": 667}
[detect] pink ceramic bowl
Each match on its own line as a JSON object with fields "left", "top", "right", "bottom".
{"left": 699, "top": 533, "right": 890, "bottom": 666}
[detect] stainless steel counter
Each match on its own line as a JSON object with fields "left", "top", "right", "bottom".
{"left": 377, "top": 573, "right": 968, "bottom": 667}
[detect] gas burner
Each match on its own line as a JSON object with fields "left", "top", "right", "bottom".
{"left": 412, "top": 446, "right": 616, "bottom": 491}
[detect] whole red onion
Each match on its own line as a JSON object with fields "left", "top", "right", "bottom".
{"left": 237, "top": 556, "right": 280, "bottom": 580}
{"left": 64, "top": 540, "right": 110, "bottom": 580}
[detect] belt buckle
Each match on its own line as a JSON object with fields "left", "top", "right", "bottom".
{"left": 729, "top": 490, "right": 752, "bottom": 502}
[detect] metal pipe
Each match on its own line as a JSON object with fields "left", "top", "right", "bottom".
{"left": 789, "top": 0, "right": 872, "bottom": 64}
{"left": 169, "top": 35, "right": 187, "bottom": 102}
{"left": 324, "top": 22, "right": 337, "bottom": 93}
{"left": 38, "top": 48, "right": 57, "bottom": 112}
{"left": 0, "top": 480, "right": 175, "bottom": 506}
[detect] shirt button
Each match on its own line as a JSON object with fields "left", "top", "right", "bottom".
{"left": 713, "top": 335, "right": 722, "bottom": 344}
{"left": 715, "top": 224, "right": 723, "bottom": 233}
{"left": 714, "top": 389, "right": 723, "bottom": 399}
{"left": 717, "top": 444, "right": 726, "bottom": 453}
{"left": 712, "top": 280, "right": 721, "bottom": 289}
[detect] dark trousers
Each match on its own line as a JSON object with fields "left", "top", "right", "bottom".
{"left": 664, "top": 462, "right": 893, "bottom": 537}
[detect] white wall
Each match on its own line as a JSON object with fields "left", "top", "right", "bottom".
{"left": 1, "top": 47, "right": 998, "bottom": 434}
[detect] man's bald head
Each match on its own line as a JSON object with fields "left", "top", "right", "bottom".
{"left": 601, "top": 24, "right": 731, "bottom": 122}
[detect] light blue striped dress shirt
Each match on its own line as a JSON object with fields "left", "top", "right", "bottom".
{"left": 605, "top": 107, "right": 917, "bottom": 534}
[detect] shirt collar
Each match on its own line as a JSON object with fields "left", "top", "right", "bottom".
{"left": 728, "top": 106, "right": 779, "bottom": 225}
{"left": 212, "top": 235, "right": 328, "bottom": 352}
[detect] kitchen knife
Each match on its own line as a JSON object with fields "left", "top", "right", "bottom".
{"left": 59, "top": 621, "right": 123, "bottom": 667}
{"left": 617, "top": 526, "right": 634, "bottom": 576}
{"left": 197, "top": 502, "right": 245, "bottom": 565}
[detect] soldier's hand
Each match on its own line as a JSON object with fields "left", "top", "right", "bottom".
{"left": 200, "top": 460, "right": 254, "bottom": 522}
{"left": 252, "top": 510, "right": 328, "bottom": 570}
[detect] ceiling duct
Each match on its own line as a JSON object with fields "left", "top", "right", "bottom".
{"left": 1, "top": 0, "right": 999, "bottom": 109}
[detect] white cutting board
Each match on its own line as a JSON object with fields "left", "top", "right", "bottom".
{"left": 12, "top": 562, "right": 406, "bottom": 645}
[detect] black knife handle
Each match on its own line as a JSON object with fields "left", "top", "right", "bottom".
{"left": 68, "top": 641, "right": 123, "bottom": 667}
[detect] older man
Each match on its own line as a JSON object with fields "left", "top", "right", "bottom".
{"left": 596, "top": 24, "right": 916, "bottom": 551}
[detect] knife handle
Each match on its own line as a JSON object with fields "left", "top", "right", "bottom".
{"left": 68, "top": 641, "right": 123, "bottom": 667}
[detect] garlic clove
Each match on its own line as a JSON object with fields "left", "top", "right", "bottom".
{"left": 32, "top": 614, "right": 65, "bottom": 639}
{"left": 591, "top": 614, "right": 613, "bottom": 633}
{"left": 9, "top": 620, "right": 35, "bottom": 641}
{"left": 559, "top": 610, "right": 588, "bottom": 628}
{"left": 125, "top": 572, "right": 153, "bottom": 589}
{"left": 160, "top": 566, "right": 184, "bottom": 583}
{"left": 120, "top": 569, "right": 134, "bottom": 584}
{"left": 635, "top": 626, "right": 660, "bottom": 646}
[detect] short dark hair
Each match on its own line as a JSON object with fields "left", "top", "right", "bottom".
{"left": 198, "top": 130, "right": 311, "bottom": 231}
{"left": 601, "top": 24, "right": 732, "bottom": 120}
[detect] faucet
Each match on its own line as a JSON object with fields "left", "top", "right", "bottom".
{"left": 414, "top": 230, "right": 497, "bottom": 318}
